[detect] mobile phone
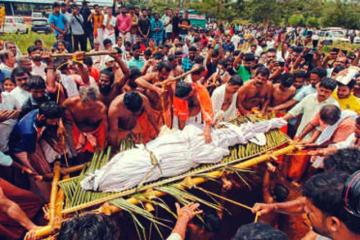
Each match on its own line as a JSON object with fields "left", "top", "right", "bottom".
{"left": 342, "top": 50, "right": 348, "bottom": 55}
{"left": 332, "top": 48, "right": 340, "bottom": 54}
{"left": 322, "top": 40, "right": 333, "bottom": 46}
{"left": 278, "top": 61, "right": 285, "bottom": 67}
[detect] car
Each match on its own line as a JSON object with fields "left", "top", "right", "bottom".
{"left": 354, "top": 36, "right": 360, "bottom": 45}
{"left": 2, "top": 16, "right": 28, "bottom": 34}
{"left": 31, "top": 18, "right": 52, "bottom": 34}
{"left": 31, "top": 12, "right": 43, "bottom": 19}
{"left": 317, "top": 28, "right": 350, "bottom": 43}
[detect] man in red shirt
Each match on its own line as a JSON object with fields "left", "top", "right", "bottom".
{"left": 84, "top": 57, "right": 100, "bottom": 82}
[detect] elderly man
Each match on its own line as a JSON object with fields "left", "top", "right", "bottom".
{"left": 0, "top": 51, "right": 17, "bottom": 73}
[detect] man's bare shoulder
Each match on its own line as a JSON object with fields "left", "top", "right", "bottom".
{"left": 63, "top": 96, "right": 80, "bottom": 107}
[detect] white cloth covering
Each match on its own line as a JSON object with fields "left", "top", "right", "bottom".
{"left": 211, "top": 84, "right": 238, "bottom": 122}
{"left": 81, "top": 118, "right": 287, "bottom": 192}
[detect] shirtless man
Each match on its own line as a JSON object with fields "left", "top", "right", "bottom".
{"left": 97, "top": 52, "right": 130, "bottom": 108}
{"left": 268, "top": 73, "right": 296, "bottom": 112}
{"left": 174, "top": 80, "right": 214, "bottom": 144}
{"left": 61, "top": 86, "right": 108, "bottom": 153}
{"left": 168, "top": 54, "right": 184, "bottom": 78}
{"left": 237, "top": 67, "right": 272, "bottom": 115}
{"left": 108, "top": 91, "right": 159, "bottom": 148}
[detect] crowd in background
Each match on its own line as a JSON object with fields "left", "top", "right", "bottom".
{"left": 0, "top": 0, "right": 360, "bottom": 240}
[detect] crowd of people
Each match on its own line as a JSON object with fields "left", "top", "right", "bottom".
{"left": 1, "top": 0, "right": 360, "bottom": 239}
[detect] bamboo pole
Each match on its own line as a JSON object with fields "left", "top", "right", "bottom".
{"left": 31, "top": 50, "right": 118, "bottom": 59}
{"left": 98, "top": 145, "right": 297, "bottom": 215}
{"left": 49, "top": 161, "right": 61, "bottom": 226}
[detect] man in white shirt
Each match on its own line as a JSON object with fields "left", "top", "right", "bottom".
{"left": 283, "top": 78, "right": 339, "bottom": 182}
{"left": 163, "top": 9, "right": 173, "bottom": 41}
{"left": 266, "top": 35, "right": 276, "bottom": 49}
{"left": 0, "top": 89, "right": 18, "bottom": 152}
{"left": 9, "top": 67, "right": 31, "bottom": 110}
{"left": 0, "top": 50, "right": 17, "bottom": 72}
{"left": 231, "top": 33, "right": 240, "bottom": 49}
{"left": 27, "top": 46, "right": 47, "bottom": 79}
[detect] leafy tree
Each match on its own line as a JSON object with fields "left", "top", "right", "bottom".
{"left": 288, "top": 14, "right": 305, "bottom": 27}
{"left": 306, "top": 17, "right": 318, "bottom": 28}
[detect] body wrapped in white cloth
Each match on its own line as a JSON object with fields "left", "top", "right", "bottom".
{"left": 81, "top": 118, "right": 286, "bottom": 192}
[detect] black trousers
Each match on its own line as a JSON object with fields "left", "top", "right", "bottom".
{"left": 73, "top": 34, "right": 87, "bottom": 52}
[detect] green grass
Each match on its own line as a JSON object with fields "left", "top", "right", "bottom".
{"left": 0, "top": 31, "right": 56, "bottom": 53}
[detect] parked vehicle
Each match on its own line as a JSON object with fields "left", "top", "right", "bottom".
{"left": 31, "top": 12, "right": 43, "bottom": 19}
{"left": 31, "top": 18, "right": 52, "bottom": 34}
{"left": 354, "top": 37, "right": 360, "bottom": 45}
{"left": 2, "top": 16, "right": 28, "bottom": 34}
{"left": 317, "top": 27, "right": 350, "bottom": 43}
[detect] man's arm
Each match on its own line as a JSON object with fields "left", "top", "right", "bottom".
{"left": 252, "top": 197, "right": 306, "bottom": 217}
{"left": 143, "top": 96, "right": 159, "bottom": 134}
{"left": 112, "top": 54, "right": 130, "bottom": 87}
{"left": 261, "top": 83, "right": 273, "bottom": 115}
{"left": 236, "top": 86, "right": 250, "bottom": 115}
{"left": 0, "top": 192, "right": 37, "bottom": 231}
{"left": 108, "top": 101, "right": 119, "bottom": 149}
{"left": 135, "top": 74, "right": 163, "bottom": 96}
{"left": 273, "top": 99, "right": 298, "bottom": 112}
{"left": 50, "top": 23, "right": 65, "bottom": 34}
{"left": 298, "top": 122, "right": 316, "bottom": 141}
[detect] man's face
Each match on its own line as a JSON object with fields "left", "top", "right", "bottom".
{"left": 135, "top": 8, "right": 140, "bottom": 14}
{"left": 105, "top": 59, "right": 115, "bottom": 68}
{"left": 159, "top": 68, "right": 170, "bottom": 81}
{"left": 243, "top": 60, "right": 254, "bottom": 70}
{"left": 293, "top": 77, "right": 304, "bottom": 89}
{"left": 98, "top": 74, "right": 113, "bottom": 94}
{"left": 254, "top": 74, "right": 268, "bottom": 87}
{"left": 30, "top": 88, "right": 46, "bottom": 102}
{"left": 15, "top": 74, "right": 30, "bottom": 90}
{"left": 82, "top": 100, "right": 97, "bottom": 111}
{"left": 31, "top": 49, "right": 42, "bottom": 62}
{"left": 354, "top": 77, "right": 360, "bottom": 91}
{"left": 104, "top": 43, "right": 112, "bottom": 50}
{"left": 35, "top": 42, "right": 43, "bottom": 49}
{"left": 251, "top": 46, "right": 256, "bottom": 52}
{"left": 21, "top": 59, "right": 32, "bottom": 72}
{"left": 94, "top": 6, "right": 100, "bottom": 13}
{"left": 175, "top": 9, "right": 180, "bottom": 16}
{"left": 317, "top": 87, "right": 333, "bottom": 102}
{"left": 7, "top": 43, "right": 17, "bottom": 55}
{"left": 72, "top": 7, "right": 79, "bottom": 15}
{"left": 121, "top": 7, "right": 127, "bottom": 15}
{"left": 266, "top": 52, "right": 276, "bottom": 64}
{"left": 133, "top": 49, "right": 140, "bottom": 59}
{"left": 46, "top": 118, "right": 59, "bottom": 126}
{"left": 301, "top": 65, "right": 309, "bottom": 73}
{"left": 304, "top": 199, "right": 331, "bottom": 238}
{"left": 142, "top": 10, "right": 147, "bottom": 18}
{"left": 334, "top": 57, "right": 346, "bottom": 67}
{"left": 337, "top": 85, "right": 351, "bottom": 99}
{"left": 129, "top": 9, "right": 134, "bottom": 15}
{"left": 94, "top": 43, "right": 100, "bottom": 50}
{"left": 154, "top": 14, "right": 159, "bottom": 20}
{"left": 184, "top": 12, "right": 189, "bottom": 19}
{"left": 226, "top": 83, "right": 240, "bottom": 94}
{"left": 54, "top": 6, "right": 60, "bottom": 14}
{"left": 226, "top": 36, "right": 231, "bottom": 43}
{"left": 310, "top": 73, "right": 321, "bottom": 87}
{"left": 147, "top": 10, "right": 152, "bottom": 16}
{"left": 7, "top": 51, "right": 16, "bottom": 66}
{"left": 117, "top": 37, "right": 123, "bottom": 46}
{"left": 189, "top": 50, "right": 196, "bottom": 60}
{"left": 291, "top": 52, "right": 299, "bottom": 62}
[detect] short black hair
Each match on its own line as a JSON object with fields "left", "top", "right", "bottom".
{"left": 124, "top": 41, "right": 132, "bottom": 47}
{"left": 338, "top": 79, "right": 356, "bottom": 90}
{"left": 293, "top": 46, "right": 304, "bottom": 54}
{"left": 124, "top": 92, "right": 143, "bottom": 113}
{"left": 144, "top": 49, "right": 152, "bottom": 56}
{"left": 39, "top": 101, "right": 62, "bottom": 119}
{"left": 311, "top": 67, "right": 327, "bottom": 79}
{"left": 58, "top": 214, "right": 120, "bottom": 240}
{"left": 189, "top": 46, "right": 197, "bottom": 52}
{"left": 212, "top": 49, "right": 219, "bottom": 58}
{"left": 103, "top": 39, "right": 112, "bottom": 46}
{"left": 175, "top": 43, "right": 183, "bottom": 48}
{"left": 273, "top": 184, "right": 289, "bottom": 202}
{"left": 175, "top": 82, "right": 192, "bottom": 98}
{"left": 27, "top": 46, "right": 39, "bottom": 55}
{"left": 303, "top": 171, "right": 360, "bottom": 235}
{"left": 28, "top": 75, "right": 46, "bottom": 89}
{"left": 228, "top": 75, "right": 243, "bottom": 86}
{"left": 194, "top": 55, "right": 204, "bottom": 64}
{"left": 129, "top": 66, "right": 141, "bottom": 81}
{"left": 167, "top": 54, "right": 176, "bottom": 62}
{"left": 244, "top": 53, "right": 255, "bottom": 62}
{"left": 280, "top": 73, "right": 294, "bottom": 88}
{"left": 319, "top": 77, "right": 337, "bottom": 91}
{"left": 100, "top": 68, "right": 115, "bottom": 84}
{"left": 53, "top": 2, "right": 60, "bottom": 9}
{"left": 156, "top": 61, "right": 173, "bottom": 72}
{"left": 34, "top": 39, "right": 42, "bottom": 45}
{"left": 83, "top": 57, "right": 93, "bottom": 67}
{"left": 192, "top": 65, "right": 205, "bottom": 76}
{"left": 294, "top": 70, "right": 306, "bottom": 79}
{"left": 324, "top": 148, "right": 360, "bottom": 174}
{"left": 54, "top": 58, "right": 68, "bottom": 71}
{"left": 266, "top": 48, "right": 277, "bottom": 54}
{"left": 132, "top": 44, "right": 141, "bottom": 51}
{"left": 175, "top": 50, "right": 183, "bottom": 56}
{"left": 319, "top": 105, "right": 341, "bottom": 123}
{"left": 192, "top": 209, "right": 222, "bottom": 233}
{"left": 232, "top": 222, "right": 289, "bottom": 240}
{"left": 153, "top": 51, "right": 165, "bottom": 60}
{"left": 11, "top": 67, "right": 30, "bottom": 83}
{"left": 255, "top": 67, "right": 270, "bottom": 78}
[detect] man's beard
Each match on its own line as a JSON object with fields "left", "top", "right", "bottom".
{"left": 99, "top": 84, "right": 113, "bottom": 95}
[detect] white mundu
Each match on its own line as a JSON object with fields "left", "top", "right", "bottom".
{"left": 211, "top": 84, "right": 238, "bottom": 122}
{"left": 81, "top": 119, "right": 287, "bottom": 192}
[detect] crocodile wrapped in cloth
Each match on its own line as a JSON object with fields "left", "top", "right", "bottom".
{"left": 81, "top": 118, "right": 287, "bottom": 192}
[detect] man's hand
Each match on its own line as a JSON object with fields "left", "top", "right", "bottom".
{"left": 57, "top": 125, "right": 67, "bottom": 139}
{"left": 252, "top": 203, "right": 277, "bottom": 216}
{"left": 176, "top": 202, "right": 203, "bottom": 222}
{"left": 24, "top": 226, "right": 40, "bottom": 240}
{"left": 41, "top": 52, "right": 53, "bottom": 65}
{"left": 73, "top": 51, "right": 86, "bottom": 61}
{"left": 198, "top": 131, "right": 212, "bottom": 144}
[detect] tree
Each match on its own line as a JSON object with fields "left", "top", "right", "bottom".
{"left": 247, "top": 0, "right": 280, "bottom": 27}
{"left": 288, "top": 14, "right": 305, "bottom": 27}
{"left": 306, "top": 17, "right": 318, "bottom": 28}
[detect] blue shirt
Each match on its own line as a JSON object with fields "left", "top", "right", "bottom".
{"left": 151, "top": 20, "right": 163, "bottom": 41}
{"left": 294, "top": 84, "right": 317, "bottom": 102}
{"left": 48, "top": 13, "right": 67, "bottom": 37}
{"left": 222, "top": 42, "right": 235, "bottom": 53}
{"left": 127, "top": 57, "right": 145, "bottom": 71}
{"left": 9, "top": 109, "right": 39, "bottom": 153}
{"left": 182, "top": 57, "right": 195, "bottom": 73}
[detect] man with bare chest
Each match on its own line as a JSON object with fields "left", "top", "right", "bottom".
{"left": 62, "top": 86, "right": 108, "bottom": 153}
{"left": 97, "top": 53, "right": 130, "bottom": 108}
{"left": 212, "top": 75, "right": 243, "bottom": 122}
{"left": 237, "top": 67, "right": 272, "bottom": 116}
{"left": 135, "top": 61, "right": 174, "bottom": 127}
{"left": 174, "top": 81, "right": 214, "bottom": 143}
{"left": 108, "top": 91, "right": 159, "bottom": 147}
{"left": 268, "top": 73, "right": 296, "bottom": 111}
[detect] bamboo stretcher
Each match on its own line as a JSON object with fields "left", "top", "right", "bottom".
{"left": 34, "top": 115, "right": 299, "bottom": 238}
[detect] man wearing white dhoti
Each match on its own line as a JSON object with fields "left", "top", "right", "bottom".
{"left": 81, "top": 118, "right": 287, "bottom": 192}
{"left": 211, "top": 75, "right": 243, "bottom": 123}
